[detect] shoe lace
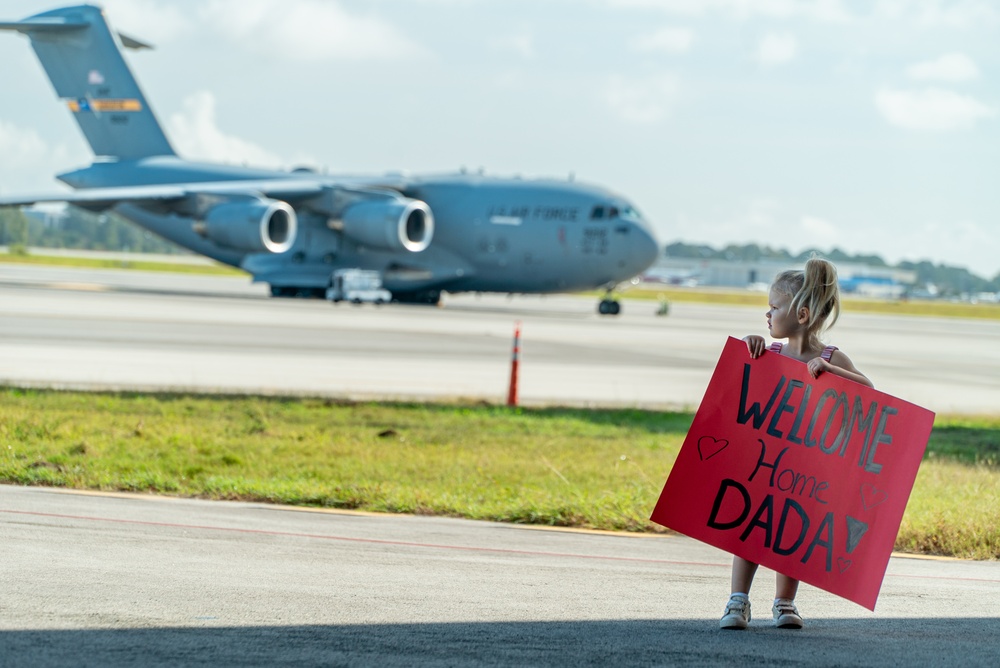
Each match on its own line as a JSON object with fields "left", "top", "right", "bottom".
{"left": 774, "top": 600, "right": 798, "bottom": 615}
{"left": 725, "top": 599, "right": 748, "bottom": 616}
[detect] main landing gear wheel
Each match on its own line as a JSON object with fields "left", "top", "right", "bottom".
{"left": 392, "top": 289, "right": 442, "bottom": 306}
{"left": 598, "top": 298, "right": 621, "bottom": 315}
{"left": 270, "top": 285, "right": 325, "bottom": 299}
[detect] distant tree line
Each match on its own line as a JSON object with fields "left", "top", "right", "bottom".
{"left": 0, "top": 207, "right": 182, "bottom": 254}
{"left": 664, "top": 241, "right": 1000, "bottom": 296}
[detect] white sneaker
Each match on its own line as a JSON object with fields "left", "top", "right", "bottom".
{"left": 720, "top": 594, "right": 751, "bottom": 630}
{"left": 772, "top": 598, "right": 804, "bottom": 629}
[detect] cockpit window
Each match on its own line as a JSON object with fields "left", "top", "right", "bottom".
{"left": 592, "top": 203, "right": 644, "bottom": 222}
{"left": 620, "top": 206, "right": 643, "bottom": 221}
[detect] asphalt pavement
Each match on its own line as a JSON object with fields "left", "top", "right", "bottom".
{"left": 2, "top": 264, "right": 999, "bottom": 413}
{"left": 2, "top": 485, "right": 998, "bottom": 667}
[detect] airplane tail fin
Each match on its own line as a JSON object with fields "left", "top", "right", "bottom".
{"left": 0, "top": 4, "right": 176, "bottom": 160}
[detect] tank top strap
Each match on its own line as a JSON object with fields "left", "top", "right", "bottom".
{"left": 768, "top": 342, "right": 783, "bottom": 354}
{"left": 821, "top": 345, "right": 838, "bottom": 362}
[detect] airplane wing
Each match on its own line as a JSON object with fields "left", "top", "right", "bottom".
{"left": 0, "top": 179, "right": 329, "bottom": 212}
{"left": 0, "top": 185, "right": 185, "bottom": 210}
{"left": 0, "top": 177, "right": 433, "bottom": 255}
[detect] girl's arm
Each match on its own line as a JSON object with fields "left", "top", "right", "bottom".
{"left": 807, "top": 351, "right": 874, "bottom": 388}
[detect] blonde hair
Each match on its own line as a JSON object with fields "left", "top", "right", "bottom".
{"left": 772, "top": 257, "right": 840, "bottom": 348}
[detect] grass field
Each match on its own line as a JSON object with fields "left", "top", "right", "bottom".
{"left": 3, "top": 250, "right": 998, "bottom": 558}
{"left": 0, "top": 250, "right": 245, "bottom": 276}
{"left": 2, "top": 388, "right": 997, "bottom": 560}
{"left": 626, "top": 285, "right": 1000, "bottom": 320}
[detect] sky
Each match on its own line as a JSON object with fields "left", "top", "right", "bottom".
{"left": 0, "top": 0, "right": 996, "bottom": 277}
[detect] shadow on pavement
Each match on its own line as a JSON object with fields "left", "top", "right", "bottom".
{"left": 3, "top": 618, "right": 998, "bottom": 667}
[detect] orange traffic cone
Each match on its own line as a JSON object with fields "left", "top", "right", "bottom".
{"left": 506, "top": 321, "right": 521, "bottom": 407}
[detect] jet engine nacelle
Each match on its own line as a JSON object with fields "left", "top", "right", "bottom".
{"left": 341, "top": 197, "right": 433, "bottom": 253}
{"left": 201, "top": 198, "right": 297, "bottom": 254}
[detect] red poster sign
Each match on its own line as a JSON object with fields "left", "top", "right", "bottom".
{"left": 651, "top": 337, "right": 935, "bottom": 610}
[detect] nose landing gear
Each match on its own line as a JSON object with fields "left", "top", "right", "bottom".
{"left": 595, "top": 276, "right": 642, "bottom": 316}
{"left": 598, "top": 293, "right": 621, "bottom": 315}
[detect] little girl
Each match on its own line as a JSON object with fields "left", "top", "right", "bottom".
{"left": 720, "top": 257, "right": 872, "bottom": 630}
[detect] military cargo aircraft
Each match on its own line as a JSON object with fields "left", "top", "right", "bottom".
{"left": 0, "top": 4, "right": 659, "bottom": 314}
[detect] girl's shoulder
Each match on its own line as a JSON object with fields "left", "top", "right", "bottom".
{"left": 770, "top": 342, "right": 840, "bottom": 362}
{"left": 825, "top": 347, "right": 864, "bottom": 375}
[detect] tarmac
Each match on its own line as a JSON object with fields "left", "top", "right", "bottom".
{"left": 2, "top": 485, "right": 999, "bottom": 667}
{"left": 2, "top": 264, "right": 999, "bottom": 666}
{"left": 2, "top": 263, "right": 999, "bottom": 414}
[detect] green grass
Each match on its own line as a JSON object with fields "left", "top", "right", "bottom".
{"left": 1, "top": 388, "right": 997, "bottom": 559}
{"left": 0, "top": 250, "right": 246, "bottom": 276}
{"left": 624, "top": 285, "right": 1000, "bottom": 320}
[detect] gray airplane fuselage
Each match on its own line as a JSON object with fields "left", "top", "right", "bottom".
{"left": 60, "top": 157, "right": 658, "bottom": 297}
{"left": 2, "top": 4, "right": 660, "bottom": 304}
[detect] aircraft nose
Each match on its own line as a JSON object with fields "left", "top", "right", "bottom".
{"left": 629, "top": 220, "right": 660, "bottom": 275}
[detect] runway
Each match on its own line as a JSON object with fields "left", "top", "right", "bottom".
{"left": 3, "top": 265, "right": 1000, "bottom": 666}
{"left": 1, "top": 263, "right": 998, "bottom": 414}
{"left": 3, "top": 485, "right": 999, "bottom": 666}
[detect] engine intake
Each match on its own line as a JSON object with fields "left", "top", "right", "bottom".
{"left": 200, "top": 198, "right": 297, "bottom": 253}
{"left": 340, "top": 197, "right": 433, "bottom": 253}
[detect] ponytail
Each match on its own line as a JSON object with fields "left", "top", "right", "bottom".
{"left": 772, "top": 256, "right": 841, "bottom": 348}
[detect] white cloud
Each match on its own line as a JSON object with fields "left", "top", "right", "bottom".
{"left": 875, "top": 87, "right": 996, "bottom": 130}
{"left": 906, "top": 53, "right": 979, "bottom": 82}
{"left": 740, "top": 202, "right": 840, "bottom": 253}
{"left": 0, "top": 119, "right": 83, "bottom": 194}
{"left": 605, "top": 74, "right": 680, "bottom": 124}
{"left": 755, "top": 33, "right": 797, "bottom": 66}
{"left": 607, "top": 0, "right": 853, "bottom": 22}
{"left": 490, "top": 70, "right": 528, "bottom": 91}
{"left": 630, "top": 27, "right": 696, "bottom": 54}
{"left": 100, "top": 0, "right": 191, "bottom": 44}
{"left": 900, "top": 219, "right": 1000, "bottom": 278}
{"left": 875, "top": 0, "right": 1000, "bottom": 28}
{"left": 674, "top": 205, "right": 1000, "bottom": 279}
{"left": 809, "top": 0, "right": 855, "bottom": 23}
{"left": 167, "top": 92, "right": 286, "bottom": 167}
{"left": 490, "top": 33, "right": 535, "bottom": 60}
{"left": 744, "top": 198, "right": 781, "bottom": 229}
{"left": 800, "top": 215, "right": 838, "bottom": 244}
{"left": 671, "top": 204, "right": 851, "bottom": 264}
{"left": 199, "top": 0, "right": 428, "bottom": 62}
{"left": 0, "top": 118, "right": 47, "bottom": 161}
{"left": 671, "top": 199, "right": 780, "bottom": 248}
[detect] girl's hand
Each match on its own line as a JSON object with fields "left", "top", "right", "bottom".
{"left": 807, "top": 357, "right": 831, "bottom": 378}
{"left": 743, "top": 335, "right": 766, "bottom": 359}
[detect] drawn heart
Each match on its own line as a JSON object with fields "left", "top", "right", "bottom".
{"left": 861, "top": 484, "right": 889, "bottom": 510}
{"left": 697, "top": 436, "right": 729, "bottom": 461}
{"left": 837, "top": 557, "right": 852, "bottom": 573}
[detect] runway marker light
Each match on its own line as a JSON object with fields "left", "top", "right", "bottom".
{"left": 507, "top": 321, "right": 521, "bottom": 407}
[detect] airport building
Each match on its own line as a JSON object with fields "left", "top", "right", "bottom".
{"left": 645, "top": 257, "right": 918, "bottom": 298}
